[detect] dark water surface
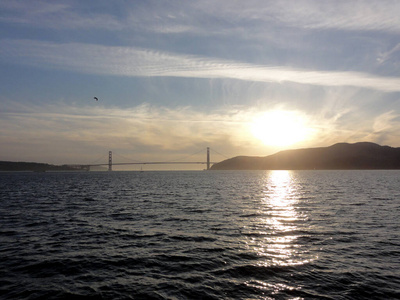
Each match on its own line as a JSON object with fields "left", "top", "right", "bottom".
{"left": 0, "top": 170, "right": 399, "bottom": 299}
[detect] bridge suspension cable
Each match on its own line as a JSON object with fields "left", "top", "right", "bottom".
{"left": 88, "top": 153, "right": 109, "bottom": 165}
{"left": 163, "top": 148, "right": 207, "bottom": 163}
{"left": 112, "top": 151, "right": 143, "bottom": 163}
{"left": 85, "top": 146, "right": 227, "bottom": 170}
{"left": 112, "top": 148, "right": 210, "bottom": 164}
{"left": 209, "top": 148, "right": 231, "bottom": 159}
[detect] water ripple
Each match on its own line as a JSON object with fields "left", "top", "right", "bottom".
{"left": 0, "top": 170, "right": 399, "bottom": 299}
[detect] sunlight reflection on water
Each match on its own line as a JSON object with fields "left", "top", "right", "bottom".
{"left": 247, "top": 170, "right": 314, "bottom": 267}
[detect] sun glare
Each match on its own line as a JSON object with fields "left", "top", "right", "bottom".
{"left": 250, "top": 110, "right": 309, "bottom": 147}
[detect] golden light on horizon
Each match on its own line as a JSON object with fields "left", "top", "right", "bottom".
{"left": 250, "top": 110, "right": 310, "bottom": 147}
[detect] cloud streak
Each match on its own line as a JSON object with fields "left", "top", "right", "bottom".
{"left": 266, "top": 0, "right": 400, "bottom": 33}
{"left": 0, "top": 0, "right": 123, "bottom": 30}
{"left": 1, "top": 39, "right": 400, "bottom": 93}
{"left": 2, "top": 0, "right": 399, "bottom": 34}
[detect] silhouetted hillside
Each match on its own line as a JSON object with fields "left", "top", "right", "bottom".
{"left": 0, "top": 161, "right": 86, "bottom": 172}
{"left": 210, "top": 142, "right": 400, "bottom": 170}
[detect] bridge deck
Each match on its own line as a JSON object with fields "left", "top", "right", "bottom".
{"left": 87, "top": 161, "right": 217, "bottom": 167}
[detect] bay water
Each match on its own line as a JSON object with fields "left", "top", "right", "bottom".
{"left": 0, "top": 170, "right": 399, "bottom": 299}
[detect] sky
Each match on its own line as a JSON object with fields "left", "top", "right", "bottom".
{"left": 1, "top": 0, "right": 400, "bottom": 169}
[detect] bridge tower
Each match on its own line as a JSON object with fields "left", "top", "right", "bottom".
{"left": 207, "top": 147, "right": 210, "bottom": 170}
{"left": 108, "top": 151, "right": 112, "bottom": 171}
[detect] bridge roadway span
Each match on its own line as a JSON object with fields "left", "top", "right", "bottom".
{"left": 66, "top": 162, "right": 217, "bottom": 171}
{"left": 87, "top": 161, "right": 216, "bottom": 166}
{"left": 73, "top": 148, "right": 216, "bottom": 170}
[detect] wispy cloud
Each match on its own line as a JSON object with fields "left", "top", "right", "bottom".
{"left": 1, "top": 39, "right": 400, "bottom": 93}
{"left": 266, "top": 0, "right": 400, "bottom": 33}
{"left": 0, "top": 0, "right": 123, "bottom": 30}
{"left": 2, "top": 0, "right": 399, "bottom": 34}
{"left": 377, "top": 43, "right": 400, "bottom": 64}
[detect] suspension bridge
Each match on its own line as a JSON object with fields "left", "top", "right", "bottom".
{"left": 68, "top": 147, "right": 226, "bottom": 171}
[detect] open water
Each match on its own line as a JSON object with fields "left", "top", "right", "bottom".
{"left": 0, "top": 170, "right": 399, "bottom": 299}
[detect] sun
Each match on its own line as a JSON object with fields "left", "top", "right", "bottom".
{"left": 250, "top": 110, "right": 310, "bottom": 147}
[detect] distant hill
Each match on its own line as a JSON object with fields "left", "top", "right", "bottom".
{"left": 0, "top": 161, "right": 88, "bottom": 172}
{"left": 210, "top": 142, "right": 400, "bottom": 170}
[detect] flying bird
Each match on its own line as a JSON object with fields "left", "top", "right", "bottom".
{"left": 94, "top": 97, "right": 98, "bottom": 101}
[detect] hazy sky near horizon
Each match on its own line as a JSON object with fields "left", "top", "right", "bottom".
{"left": 1, "top": 0, "right": 400, "bottom": 168}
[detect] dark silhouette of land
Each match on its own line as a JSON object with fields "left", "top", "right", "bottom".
{"left": 210, "top": 142, "right": 400, "bottom": 170}
{"left": 0, "top": 161, "right": 87, "bottom": 172}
